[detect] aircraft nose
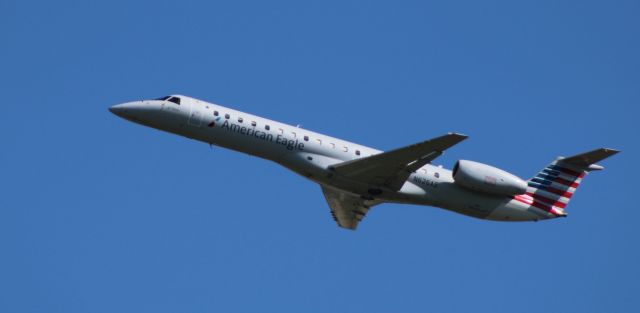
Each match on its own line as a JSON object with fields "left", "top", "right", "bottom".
{"left": 109, "top": 101, "right": 153, "bottom": 119}
{"left": 109, "top": 100, "right": 163, "bottom": 125}
{"left": 109, "top": 103, "right": 130, "bottom": 117}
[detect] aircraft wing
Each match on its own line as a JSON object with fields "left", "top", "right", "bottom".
{"left": 321, "top": 186, "right": 382, "bottom": 230}
{"left": 330, "top": 133, "right": 468, "bottom": 191}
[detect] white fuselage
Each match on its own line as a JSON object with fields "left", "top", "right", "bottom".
{"left": 110, "top": 95, "right": 555, "bottom": 222}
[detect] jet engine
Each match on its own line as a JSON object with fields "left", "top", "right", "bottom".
{"left": 452, "top": 160, "right": 527, "bottom": 196}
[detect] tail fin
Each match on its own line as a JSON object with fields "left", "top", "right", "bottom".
{"left": 516, "top": 148, "right": 619, "bottom": 217}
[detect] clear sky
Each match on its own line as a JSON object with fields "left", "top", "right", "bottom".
{"left": 1, "top": 1, "right": 638, "bottom": 312}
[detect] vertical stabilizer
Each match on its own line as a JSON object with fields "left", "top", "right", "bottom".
{"left": 513, "top": 148, "right": 619, "bottom": 217}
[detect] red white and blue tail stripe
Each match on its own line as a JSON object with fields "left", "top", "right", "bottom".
{"left": 513, "top": 161, "right": 585, "bottom": 217}
{"left": 512, "top": 148, "right": 619, "bottom": 218}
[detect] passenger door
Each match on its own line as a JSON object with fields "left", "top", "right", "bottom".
{"left": 188, "top": 103, "right": 203, "bottom": 127}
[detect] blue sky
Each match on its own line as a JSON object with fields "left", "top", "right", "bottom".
{"left": 1, "top": 0, "right": 638, "bottom": 312}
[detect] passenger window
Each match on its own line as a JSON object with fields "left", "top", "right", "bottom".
{"left": 434, "top": 172, "right": 440, "bottom": 178}
{"left": 343, "top": 146, "right": 348, "bottom": 152}
{"left": 421, "top": 169, "right": 427, "bottom": 174}
{"left": 316, "top": 139, "right": 322, "bottom": 145}
{"left": 265, "top": 125, "right": 270, "bottom": 130}
{"left": 225, "top": 114, "right": 230, "bottom": 119}
{"left": 214, "top": 111, "right": 219, "bottom": 116}
{"left": 304, "top": 136, "right": 309, "bottom": 141}
{"left": 355, "top": 150, "right": 360, "bottom": 156}
{"left": 278, "top": 128, "right": 284, "bottom": 134}
{"left": 251, "top": 121, "right": 257, "bottom": 127}
{"left": 238, "top": 117, "right": 243, "bottom": 123}
{"left": 330, "top": 143, "right": 335, "bottom": 149}
{"left": 291, "top": 131, "right": 297, "bottom": 138}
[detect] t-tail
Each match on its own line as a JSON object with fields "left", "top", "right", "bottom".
{"left": 514, "top": 148, "right": 619, "bottom": 218}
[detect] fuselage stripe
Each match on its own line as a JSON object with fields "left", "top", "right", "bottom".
{"left": 525, "top": 192, "right": 567, "bottom": 208}
{"left": 525, "top": 188, "right": 571, "bottom": 203}
{"left": 531, "top": 178, "right": 553, "bottom": 185}
{"left": 527, "top": 183, "right": 574, "bottom": 198}
{"left": 553, "top": 177, "right": 580, "bottom": 188}
{"left": 533, "top": 176, "right": 580, "bottom": 188}
{"left": 513, "top": 196, "right": 562, "bottom": 216}
{"left": 547, "top": 165, "right": 585, "bottom": 178}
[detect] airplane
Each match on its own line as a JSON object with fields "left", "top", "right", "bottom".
{"left": 109, "top": 95, "right": 619, "bottom": 230}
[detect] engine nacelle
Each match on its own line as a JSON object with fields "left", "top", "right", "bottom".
{"left": 452, "top": 160, "right": 527, "bottom": 196}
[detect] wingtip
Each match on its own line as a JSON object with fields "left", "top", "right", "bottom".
{"left": 447, "top": 132, "right": 469, "bottom": 139}
{"left": 338, "top": 223, "right": 358, "bottom": 231}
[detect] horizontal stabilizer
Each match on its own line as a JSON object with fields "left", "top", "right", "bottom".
{"left": 561, "top": 148, "right": 620, "bottom": 170}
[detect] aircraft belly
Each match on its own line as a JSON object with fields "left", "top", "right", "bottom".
{"left": 419, "top": 181, "right": 507, "bottom": 219}
{"left": 485, "top": 204, "right": 542, "bottom": 221}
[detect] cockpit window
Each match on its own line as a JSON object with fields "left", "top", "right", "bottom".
{"left": 167, "top": 97, "right": 181, "bottom": 105}
{"left": 154, "top": 96, "right": 180, "bottom": 104}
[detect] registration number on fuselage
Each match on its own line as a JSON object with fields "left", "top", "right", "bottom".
{"left": 412, "top": 176, "right": 438, "bottom": 188}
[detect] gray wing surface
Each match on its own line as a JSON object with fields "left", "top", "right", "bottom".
{"left": 330, "top": 133, "right": 468, "bottom": 191}
{"left": 321, "top": 186, "right": 382, "bottom": 230}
